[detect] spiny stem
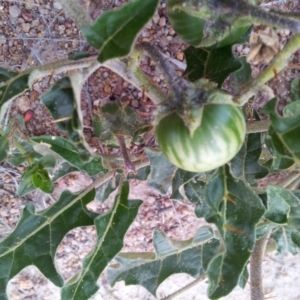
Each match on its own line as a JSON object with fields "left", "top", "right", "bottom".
{"left": 249, "top": 4, "right": 300, "bottom": 32}
{"left": 237, "top": 34, "right": 300, "bottom": 105}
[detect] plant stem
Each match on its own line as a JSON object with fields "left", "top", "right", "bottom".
{"left": 28, "top": 56, "right": 98, "bottom": 86}
{"left": 246, "top": 120, "right": 270, "bottom": 133}
{"left": 116, "top": 135, "right": 135, "bottom": 174}
{"left": 237, "top": 34, "right": 300, "bottom": 105}
{"left": 135, "top": 42, "right": 188, "bottom": 101}
{"left": 161, "top": 274, "right": 207, "bottom": 300}
{"left": 104, "top": 57, "right": 166, "bottom": 104}
{"left": 250, "top": 231, "right": 271, "bottom": 300}
{"left": 26, "top": 53, "right": 164, "bottom": 104}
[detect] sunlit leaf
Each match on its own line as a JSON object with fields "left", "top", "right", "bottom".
{"left": 82, "top": 0, "right": 159, "bottom": 62}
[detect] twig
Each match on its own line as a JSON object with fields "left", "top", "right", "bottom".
{"left": 161, "top": 274, "right": 206, "bottom": 300}
{"left": 250, "top": 231, "right": 272, "bottom": 300}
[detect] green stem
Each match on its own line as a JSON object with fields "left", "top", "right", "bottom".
{"left": 237, "top": 34, "right": 300, "bottom": 105}
{"left": 128, "top": 48, "right": 168, "bottom": 104}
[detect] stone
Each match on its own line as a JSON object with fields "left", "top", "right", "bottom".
{"left": 53, "top": 1, "right": 63, "bottom": 10}
{"left": 21, "top": 23, "right": 30, "bottom": 33}
{"left": 9, "top": 5, "right": 21, "bottom": 18}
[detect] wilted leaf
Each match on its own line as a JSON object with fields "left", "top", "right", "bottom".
{"left": 31, "top": 136, "right": 106, "bottom": 176}
{"left": 145, "top": 148, "right": 176, "bottom": 194}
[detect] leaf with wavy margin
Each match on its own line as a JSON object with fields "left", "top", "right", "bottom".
{"left": 204, "top": 166, "right": 265, "bottom": 299}
{"left": 0, "top": 189, "right": 97, "bottom": 300}
{"left": 61, "top": 181, "right": 142, "bottom": 299}
{"left": 107, "top": 226, "right": 220, "bottom": 298}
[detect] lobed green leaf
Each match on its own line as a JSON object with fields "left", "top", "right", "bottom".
{"left": 204, "top": 166, "right": 265, "bottom": 299}
{"left": 61, "top": 181, "right": 142, "bottom": 299}
{"left": 108, "top": 226, "right": 220, "bottom": 297}
{"left": 0, "top": 189, "right": 97, "bottom": 300}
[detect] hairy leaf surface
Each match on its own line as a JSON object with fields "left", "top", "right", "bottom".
{"left": 108, "top": 226, "right": 220, "bottom": 297}
{"left": 204, "top": 166, "right": 265, "bottom": 299}
{"left": 0, "top": 189, "right": 97, "bottom": 300}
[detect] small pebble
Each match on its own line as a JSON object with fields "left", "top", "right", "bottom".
{"left": 9, "top": 5, "right": 21, "bottom": 18}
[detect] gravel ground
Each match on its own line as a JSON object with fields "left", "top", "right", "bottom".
{"left": 1, "top": 0, "right": 300, "bottom": 299}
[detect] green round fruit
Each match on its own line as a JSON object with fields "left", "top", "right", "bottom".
{"left": 155, "top": 104, "right": 246, "bottom": 172}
